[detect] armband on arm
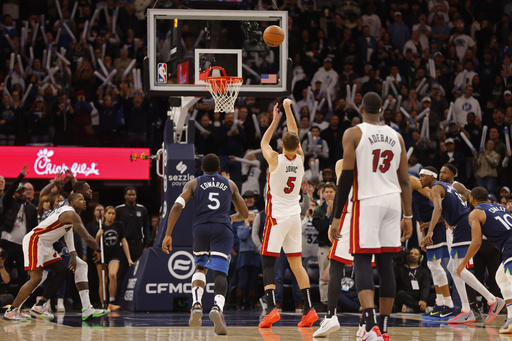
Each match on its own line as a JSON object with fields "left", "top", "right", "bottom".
{"left": 333, "top": 170, "right": 354, "bottom": 219}
{"left": 175, "top": 196, "right": 186, "bottom": 208}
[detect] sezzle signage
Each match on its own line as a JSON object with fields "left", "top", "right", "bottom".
{"left": 168, "top": 160, "right": 195, "bottom": 187}
{"left": 0, "top": 147, "right": 150, "bottom": 180}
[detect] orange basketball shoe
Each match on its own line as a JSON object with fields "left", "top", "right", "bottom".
{"left": 298, "top": 309, "right": 318, "bottom": 327}
{"left": 259, "top": 309, "right": 281, "bottom": 328}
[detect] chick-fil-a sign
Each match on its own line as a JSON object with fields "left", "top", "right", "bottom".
{"left": 0, "top": 147, "right": 150, "bottom": 180}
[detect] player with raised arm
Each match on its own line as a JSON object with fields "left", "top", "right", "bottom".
{"left": 329, "top": 92, "right": 412, "bottom": 341}
{"left": 4, "top": 193, "right": 110, "bottom": 321}
{"left": 162, "top": 153, "right": 248, "bottom": 335}
{"left": 458, "top": 187, "right": 512, "bottom": 333}
{"left": 258, "top": 99, "right": 318, "bottom": 328}
{"left": 420, "top": 175, "right": 505, "bottom": 324}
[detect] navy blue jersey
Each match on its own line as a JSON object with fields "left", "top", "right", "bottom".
{"left": 194, "top": 174, "right": 232, "bottom": 228}
{"left": 476, "top": 203, "right": 512, "bottom": 253}
{"left": 412, "top": 190, "right": 434, "bottom": 222}
{"left": 434, "top": 181, "right": 470, "bottom": 226}
{"left": 434, "top": 181, "right": 471, "bottom": 245}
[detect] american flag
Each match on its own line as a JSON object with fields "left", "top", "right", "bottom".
{"left": 261, "top": 74, "right": 277, "bottom": 84}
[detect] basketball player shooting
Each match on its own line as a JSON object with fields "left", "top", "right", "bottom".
{"left": 259, "top": 99, "right": 318, "bottom": 328}
{"left": 329, "top": 92, "right": 412, "bottom": 341}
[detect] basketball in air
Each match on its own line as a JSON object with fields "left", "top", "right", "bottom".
{"left": 263, "top": 25, "right": 285, "bottom": 47}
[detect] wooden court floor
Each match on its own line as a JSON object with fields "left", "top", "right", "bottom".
{"left": 1, "top": 311, "right": 511, "bottom": 341}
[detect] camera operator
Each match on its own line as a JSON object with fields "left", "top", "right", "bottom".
{"left": 0, "top": 247, "right": 14, "bottom": 308}
{"left": 394, "top": 248, "right": 435, "bottom": 313}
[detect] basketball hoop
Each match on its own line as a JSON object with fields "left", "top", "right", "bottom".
{"left": 205, "top": 76, "right": 243, "bottom": 113}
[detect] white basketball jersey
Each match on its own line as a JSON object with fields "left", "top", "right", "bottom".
{"left": 32, "top": 205, "right": 75, "bottom": 243}
{"left": 267, "top": 153, "right": 305, "bottom": 218}
{"left": 354, "top": 123, "right": 402, "bottom": 200}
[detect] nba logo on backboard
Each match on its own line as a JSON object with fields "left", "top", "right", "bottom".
{"left": 157, "top": 63, "right": 167, "bottom": 83}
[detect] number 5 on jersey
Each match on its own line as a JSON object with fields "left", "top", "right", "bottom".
{"left": 284, "top": 177, "right": 296, "bottom": 194}
{"left": 208, "top": 192, "right": 220, "bottom": 210}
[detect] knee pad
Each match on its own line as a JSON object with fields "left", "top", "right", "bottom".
{"left": 262, "top": 255, "right": 277, "bottom": 286}
{"left": 74, "top": 257, "right": 88, "bottom": 283}
{"left": 213, "top": 271, "right": 228, "bottom": 296}
{"left": 428, "top": 259, "right": 448, "bottom": 287}
{"left": 192, "top": 272, "right": 206, "bottom": 284}
{"left": 354, "top": 254, "right": 374, "bottom": 292}
{"left": 496, "top": 263, "right": 512, "bottom": 300}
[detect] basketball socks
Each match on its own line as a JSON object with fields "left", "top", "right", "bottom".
{"left": 378, "top": 315, "right": 389, "bottom": 334}
{"left": 444, "top": 296, "right": 454, "bottom": 308}
{"left": 79, "top": 290, "right": 91, "bottom": 308}
{"left": 363, "top": 308, "right": 377, "bottom": 332}
{"left": 327, "top": 307, "right": 337, "bottom": 319}
{"left": 214, "top": 295, "right": 225, "bottom": 311}
{"left": 35, "top": 298, "right": 48, "bottom": 307}
{"left": 300, "top": 288, "right": 312, "bottom": 315}
{"left": 435, "top": 294, "right": 444, "bottom": 306}
{"left": 327, "top": 260, "right": 344, "bottom": 318}
{"left": 265, "top": 289, "right": 276, "bottom": 311}
{"left": 507, "top": 303, "right": 512, "bottom": 318}
{"left": 460, "top": 268, "right": 496, "bottom": 303}
{"left": 192, "top": 286, "right": 204, "bottom": 305}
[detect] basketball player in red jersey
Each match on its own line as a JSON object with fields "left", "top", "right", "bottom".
{"left": 330, "top": 92, "right": 412, "bottom": 341}
{"left": 259, "top": 99, "right": 318, "bottom": 328}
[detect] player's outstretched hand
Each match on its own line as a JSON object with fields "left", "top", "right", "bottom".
{"left": 283, "top": 98, "right": 293, "bottom": 107}
{"left": 272, "top": 103, "right": 279, "bottom": 122}
{"left": 400, "top": 218, "right": 413, "bottom": 242}
{"left": 162, "top": 235, "right": 173, "bottom": 254}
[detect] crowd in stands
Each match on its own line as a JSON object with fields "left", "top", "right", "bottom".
{"left": 2, "top": 0, "right": 512, "bottom": 313}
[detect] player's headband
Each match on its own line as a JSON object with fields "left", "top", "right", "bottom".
{"left": 419, "top": 169, "right": 438, "bottom": 179}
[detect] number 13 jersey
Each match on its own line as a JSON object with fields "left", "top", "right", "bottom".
{"left": 355, "top": 123, "right": 402, "bottom": 200}
{"left": 267, "top": 154, "right": 305, "bottom": 218}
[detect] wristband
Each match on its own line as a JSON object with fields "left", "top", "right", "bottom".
{"left": 95, "top": 248, "right": 101, "bottom": 253}
{"left": 0, "top": 266, "right": 4, "bottom": 269}
{"left": 403, "top": 215, "right": 413, "bottom": 219}
{"left": 175, "top": 196, "right": 186, "bottom": 208}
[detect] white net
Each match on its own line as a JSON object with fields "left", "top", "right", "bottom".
{"left": 205, "top": 77, "right": 243, "bottom": 113}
